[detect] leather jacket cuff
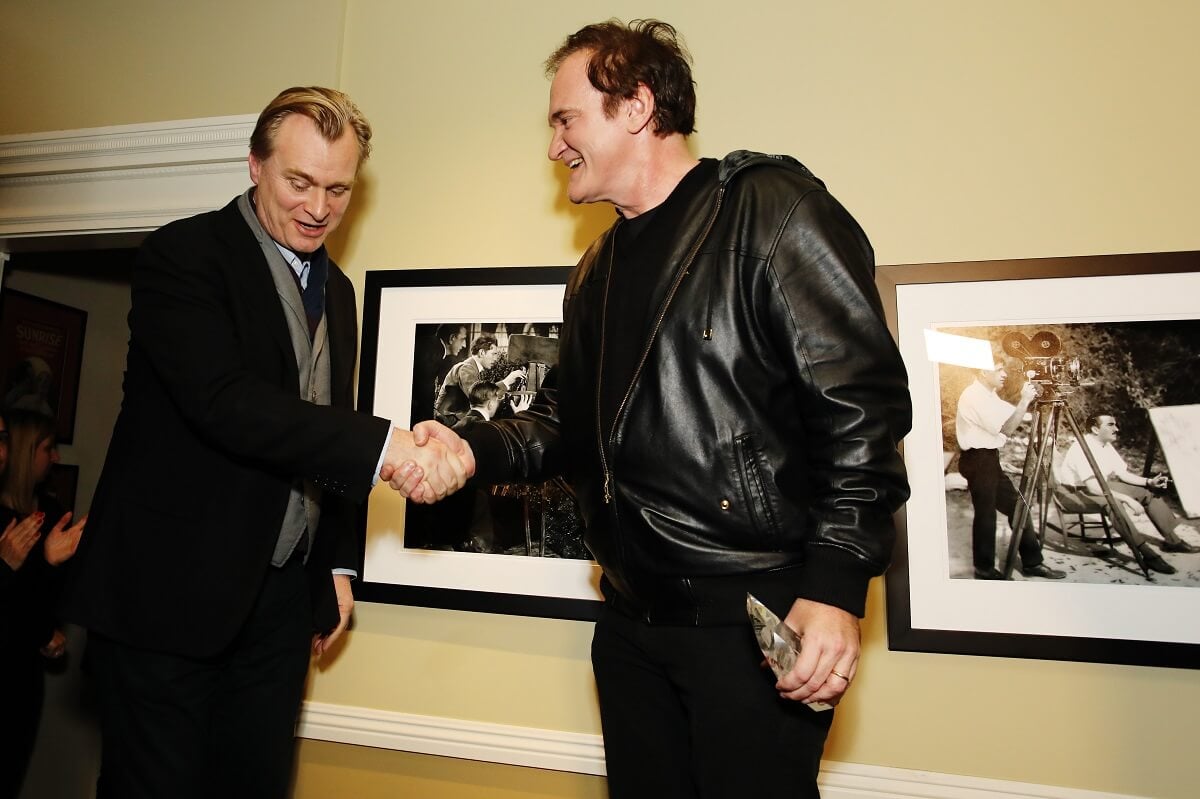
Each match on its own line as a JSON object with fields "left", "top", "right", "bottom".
{"left": 794, "top": 544, "right": 877, "bottom": 618}
{"left": 455, "top": 421, "right": 509, "bottom": 485}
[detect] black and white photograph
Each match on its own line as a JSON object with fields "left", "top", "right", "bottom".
{"left": 404, "top": 318, "right": 587, "bottom": 560}
{"left": 356, "top": 267, "right": 602, "bottom": 620}
{"left": 939, "top": 319, "right": 1200, "bottom": 587}
{"left": 879, "top": 252, "right": 1200, "bottom": 667}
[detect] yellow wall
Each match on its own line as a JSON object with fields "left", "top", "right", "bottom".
{"left": 1, "top": 0, "right": 347, "bottom": 131}
{"left": 4, "top": 1, "right": 1199, "bottom": 797}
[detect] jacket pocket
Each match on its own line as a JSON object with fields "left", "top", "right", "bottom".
{"left": 733, "top": 432, "right": 782, "bottom": 541}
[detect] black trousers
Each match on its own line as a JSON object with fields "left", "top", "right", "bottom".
{"left": 958, "top": 448, "right": 1044, "bottom": 572}
{"left": 591, "top": 604, "right": 833, "bottom": 799}
{"left": 90, "top": 558, "right": 312, "bottom": 799}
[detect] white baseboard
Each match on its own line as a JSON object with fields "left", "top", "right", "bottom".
{"left": 297, "top": 701, "right": 1144, "bottom": 799}
{"left": 299, "top": 700, "right": 605, "bottom": 776}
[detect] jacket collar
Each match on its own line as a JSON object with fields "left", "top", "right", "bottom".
{"left": 717, "top": 150, "right": 824, "bottom": 189}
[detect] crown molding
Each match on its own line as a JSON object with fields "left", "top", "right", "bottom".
{"left": 0, "top": 115, "right": 256, "bottom": 241}
{"left": 0, "top": 116, "right": 256, "bottom": 177}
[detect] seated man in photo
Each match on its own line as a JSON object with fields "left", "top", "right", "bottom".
{"left": 1058, "top": 414, "right": 1196, "bottom": 570}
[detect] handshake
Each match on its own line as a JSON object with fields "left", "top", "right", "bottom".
{"left": 380, "top": 421, "right": 475, "bottom": 503}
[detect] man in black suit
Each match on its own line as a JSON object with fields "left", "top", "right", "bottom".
{"left": 63, "top": 87, "right": 467, "bottom": 799}
{"left": 410, "top": 323, "right": 467, "bottom": 425}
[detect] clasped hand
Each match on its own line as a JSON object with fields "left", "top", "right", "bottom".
{"left": 380, "top": 422, "right": 476, "bottom": 503}
{"left": 772, "top": 598, "right": 861, "bottom": 708}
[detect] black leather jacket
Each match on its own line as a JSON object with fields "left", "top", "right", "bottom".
{"left": 465, "top": 151, "right": 911, "bottom": 622}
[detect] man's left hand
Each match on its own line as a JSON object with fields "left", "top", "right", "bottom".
{"left": 774, "top": 598, "right": 860, "bottom": 707}
{"left": 313, "top": 573, "right": 354, "bottom": 657}
{"left": 1114, "top": 492, "right": 1145, "bottom": 517}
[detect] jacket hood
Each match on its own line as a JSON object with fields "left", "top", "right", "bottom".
{"left": 717, "top": 150, "right": 826, "bottom": 190}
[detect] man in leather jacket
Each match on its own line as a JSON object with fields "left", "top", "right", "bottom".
{"left": 398, "top": 19, "right": 911, "bottom": 798}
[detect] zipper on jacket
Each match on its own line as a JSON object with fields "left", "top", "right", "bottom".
{"left": 594, "top": 187, "right": 726, "bottom": 503}
{"left": 595, "top": 235, "right": 617, "bottom": 503}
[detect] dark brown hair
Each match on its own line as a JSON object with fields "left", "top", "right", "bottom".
{"left": 545, "top": 19, "right": 696, "bottom": 137}
{"left": 470, "top": 334, "right": 499, "bottom": 356}
{"left": 467, "top": 381, "right": 505, "bottom": 407}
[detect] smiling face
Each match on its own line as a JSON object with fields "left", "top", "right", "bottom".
{"left": 248, "top": 114, "right": 359, "bottom": 253}
{"left": 547, "top": 50, "right": 639, "bottom": 210}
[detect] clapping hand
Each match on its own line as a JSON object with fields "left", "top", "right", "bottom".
{"left": 0, "top": 512, "right": 43, "bottom": 571}
{"left": 44, "top": 511, "right": 86, "bottom": 566}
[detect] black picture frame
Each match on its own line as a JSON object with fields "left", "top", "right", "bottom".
{"left": 878, "top": 251, "right": 1200, "bottom": 668}
{"left": 0, "top": 289, "right": 88, "bottom": 444}
{"left": 356, "top": 266, "right": 601, "bottom": 621}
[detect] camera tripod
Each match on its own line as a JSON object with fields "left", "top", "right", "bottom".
{"left": 1001, "top": 391, "right": 1151, "bottom": 580}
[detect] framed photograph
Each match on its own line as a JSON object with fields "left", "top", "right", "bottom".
{"left": 0, "top": 290, "right": 87, "bottom": 444}
{"left": 878, "top": 251, "right": 1200, "bottom": 668}
{"left": 356, "top": 267, "right": 602, "bottom": 621}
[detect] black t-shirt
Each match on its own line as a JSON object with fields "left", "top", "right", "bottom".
{"left": 598, "top": 158, "right": 718, "bottom": 436}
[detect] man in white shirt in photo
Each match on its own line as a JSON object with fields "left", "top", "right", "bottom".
{"left": 955, "top": 360, "right": 1066, "bottom": 580}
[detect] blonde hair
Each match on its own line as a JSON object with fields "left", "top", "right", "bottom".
{"left": 0, "top": 409, "right": 55, "bottom": 516}
{"left": 250, "top": 86, "right": 373, "bottom": 166}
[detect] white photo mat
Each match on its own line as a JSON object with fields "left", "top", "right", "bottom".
{"left": 896, "top": 269, "right": 1200, "bottom": 646}
{"left": 361, "top": 271, "right": 603, "bottom": 606}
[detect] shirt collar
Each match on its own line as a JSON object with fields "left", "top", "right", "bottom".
{"left": 246, "top": 189, "right": 313, "bottom": 289}
{"left": 273, "top": 243, "right": 311, "bottom": 290}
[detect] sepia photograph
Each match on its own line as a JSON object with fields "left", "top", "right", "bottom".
{"left": 879, "top": 252, "right": 1200, "bottom": 667}
{"left": 939, "top": 319, "right": 1200, "bottom": 588}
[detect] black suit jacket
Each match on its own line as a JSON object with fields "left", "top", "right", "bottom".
{"left": 453, "top": 409, "right": 487, "bottom": 428}
{"left": 64, "top": 197, "right": 390, "bottom": 658}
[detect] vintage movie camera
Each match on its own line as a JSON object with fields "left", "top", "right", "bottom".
{"left": 1000, "top": 331, "right": 1085, "bottom": 399}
